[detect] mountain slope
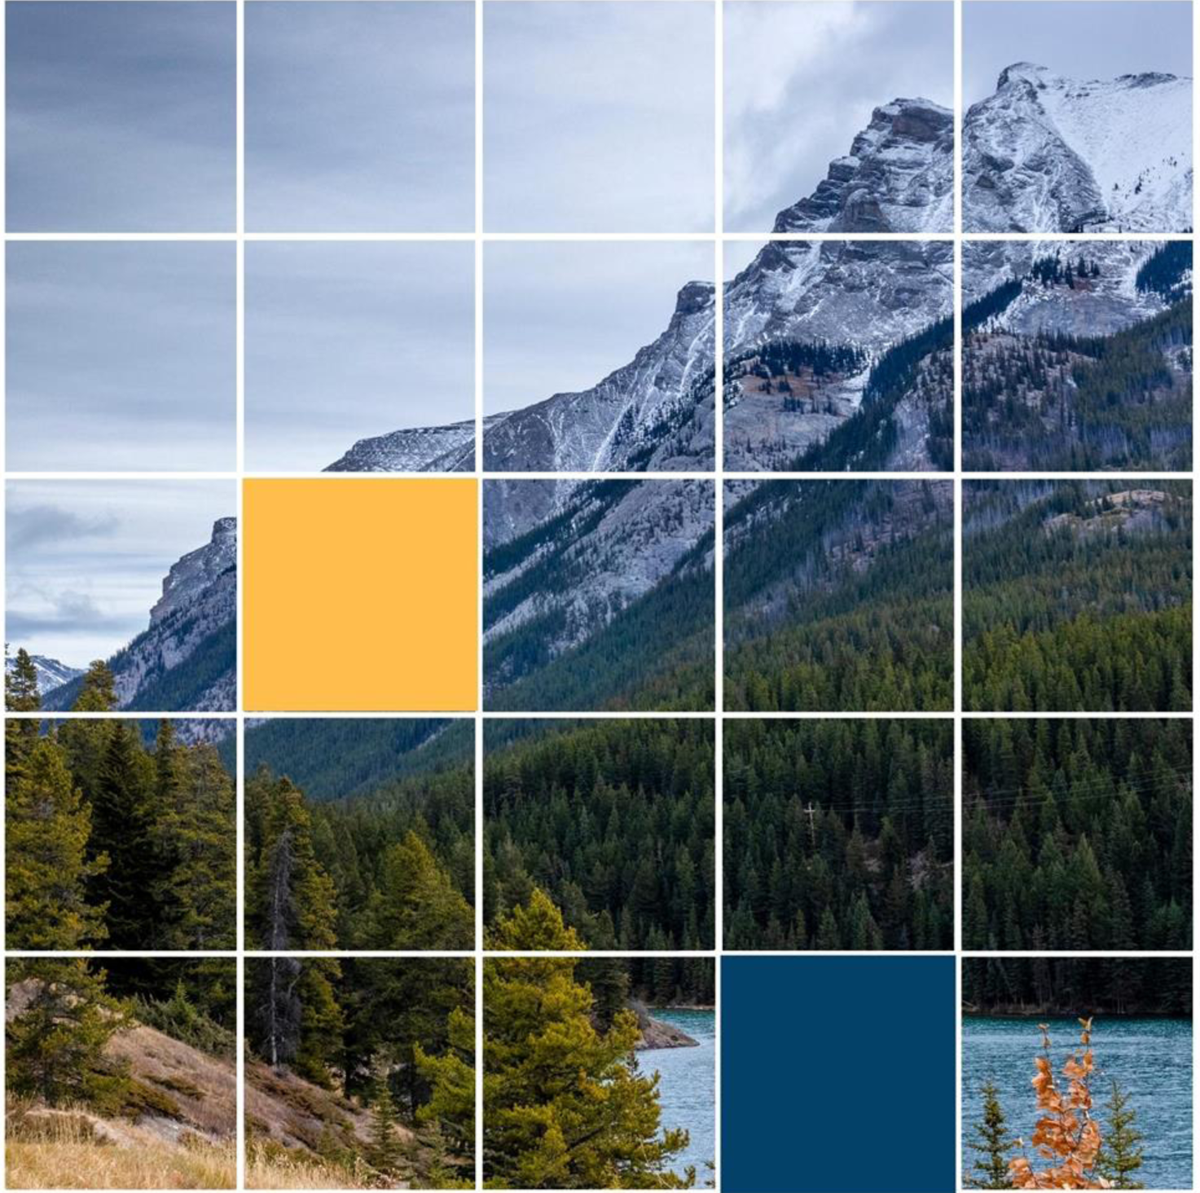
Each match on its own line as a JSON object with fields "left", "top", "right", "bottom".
{"left": 962, "top": 240, "right": 1193, "bottom": 469}
{"left": 43, "top": 519, "right": 236, "bottom": 713}
{"left": 772, "top": 98, "right": 953, "bottom": 233}
{"left": 964, "top": 63, "right": 1193, "bottom": 232}
{"left": 483, "top": 480, "right": 715, "bottom": 710}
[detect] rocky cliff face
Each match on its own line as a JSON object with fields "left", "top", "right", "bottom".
{"left": 44, "top": 518, "right": 237, "bottom": 713}
{"left": 964, "top": 63, "right": 1193, "bottom": 232}
{"left": 772, "top": 98, "right": 953, "bottom": 233}
{"left": 325, "top": 418, "right": 480, "bottom": 472}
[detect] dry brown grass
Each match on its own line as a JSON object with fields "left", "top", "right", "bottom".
{"left": 6, "top": 1104, "right": 235, "bottom": 1189}
{"left": 244, "top": 1146, "right": 376, "bottom": 1190}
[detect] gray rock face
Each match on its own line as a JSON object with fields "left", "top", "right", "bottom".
{"left": 963, "top": 240, "right": 1171, "bottom": 335}
{"left": 150, "top": 517, "right": 236, "bottom": 627}
{"left": 483, "top": 479, "right": 713, "bottom": 696}
{"left": 773, "top": 98, "right": 954, "bottom": 233}
{"left": 44, "top": 518, "right": 238, "bottom": 712}
{"left": 963, "top": 63, "right": 1193, "bottom": 232}
{"left": 325, "top": 419, "right": 481, "bottom": 472}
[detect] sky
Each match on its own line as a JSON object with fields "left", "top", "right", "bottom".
{"left": 7, "top": 242, "right": 236, "bottom": 472}
{"left": 484, "top": 1, "right": 715, "bottom": 232}
{"left": 964, "top": 1, "right": 1193, "bottom": 105}
{"left": 6, "top": 480, "right": 235, "bottom": 666}
{"left": 484, "top": 241, "right": 715, "bottom": 415}
{"left": 245, "top": 1, "right": 474, "bottom": 231}
{"left": 6, "top": 1, "right": 235, "bottom": 231}
{"left": 724, "top": 1, "right": 953, "bottom": 232}
{"left": 245, "top": 242, "right": 475, "bottom": 471}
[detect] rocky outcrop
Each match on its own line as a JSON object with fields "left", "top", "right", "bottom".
{"left": 964, "top": 63, "right": 1193, "bottom": 232}
{"left": 773, "top": 98, "right": 953, "bottom": 233}
{"left": 325, "top": 418, "right": 481, "bottom": 472}
{"left": 43, "top": 518, "right": 237, "bottom": 713}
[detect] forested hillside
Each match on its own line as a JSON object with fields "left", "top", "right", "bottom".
{"left": 483, "top": 719, "right": 715, "bottom": 949}
{"left": 963, "top": 243, "right": 1193, "bottom": 470}
{"left": 963, "top": 481, "right": 1192, "bottom": 711}
{"left": 245, "top": 957, "right": 474, "bottom": 1188}
{"left": 5, "top": 653, "right": 236, "bottom": 950}
{"left": 244, "top": 719, "right": 474, "bottom": 950}
{"left": 963, "top": 718, "right": 1192, "bottom": 951}
{"left": 723, "top": 480, "right": 954, "bottom": 711}
{"left": 724, "top": 719, "right": 953, "bottom": 949}
{"left": 963, "top": 956, "right": 1192, "bottom": 1017}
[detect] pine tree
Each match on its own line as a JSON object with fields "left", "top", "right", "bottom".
{"left": 6, "top": 736, "right": 108, "bottom": 948}
{"left": 483, "top": 889, "right": 693, "bottom": 1188}
{"left": 72, "top": 660, "right": 116, "bottom": 712}
{"left": 151, "top": 727, "right": 236, "bottom": 949}
{"left": 415, "top": 1005, "right": 476, "bottom": 1160}
{"left": 5, "top": 958, "right": 130, "bottom": 1110}
{"left": 356, "top": 830, "right": 473, "bottom": 949}
{"left": 1096, "top": 1080, "right": 1145, "bottom": 1189}
{"left": 6, "top": 647, "right": 42, "bottom": 787}
{"left": 368, "top": 1054, "right": 405, "bottom": 1178}
{"left": 966, "top": 1080, "right": 1014, "bottom": 1188}
{"left": 87, "top": 721, "right": 157, "bottom": 947}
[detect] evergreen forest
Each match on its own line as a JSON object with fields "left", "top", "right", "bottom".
{"left": 963, "top": 481, "right": 1192, "bottom": 711}
{"left": 483, "top": 719, "right": 715, "bottom": 951}
{"left": 723, "top": 479, "right": 954, "bottom": 711}
{"left": 963, "top": 956, "right": 1192, "bottom": 1017}
{"left": 245, "top": 956, "right": 475, "bottom": 1188}
{"left": 5, "top": 651, "right": 236, "bottom": 950}
{"left": 243, "top": 718, "right": 474, "bottom": 951}
{"left": 724, "top": 719, "right": 953, "bottom": 949}
{"left": 963, "top": 718, "right": 1192, "bottom": 952}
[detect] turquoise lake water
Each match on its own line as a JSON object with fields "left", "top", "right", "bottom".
{"left": 645, "top": 1008, "right": 716, "bottom": 1182}
{"left": 963, "top": 1017, "right": 1193, "bottom": 1189}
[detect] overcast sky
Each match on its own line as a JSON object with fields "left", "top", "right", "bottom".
{"left": 246, "top": 1, "right": 474, "bottom": 231}
{"left": 484, "top": 241, "right": 715, "bottom": 415}
{"left": 246, "top": 242, "right": 475, "bottom": 471}
{"left": 6, "top": 481, "right": 234, "bottom": 665}
{"left": 7, "top": 242, "right": 236, "bottom": 472}
{"left": 964, "top": 1, "right": 1193, "bottom": 106}
{"left": 484, "top": 1, "right": 715, "bottom": 232}
{"left": 724, "top": 1, "right": 953, "bottom": 232}
{"left": 6, "top": 1, "right": 235, "bottom": 231}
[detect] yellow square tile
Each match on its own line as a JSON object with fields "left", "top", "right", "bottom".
{"left": 244, "top": 478, "right": 477, "bottom": 711}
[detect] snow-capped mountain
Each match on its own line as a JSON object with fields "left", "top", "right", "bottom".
{"left": 42, "top": 518, "right": 237, "bottom": 712}
{"left": 772, "top": 98, "right": 953, "bottom": 233}
{"left": 964, "top": 63, "right": 1193, "bottom": 232}
{"left": 5, "top": 654, "right": 84, "bottom": 697}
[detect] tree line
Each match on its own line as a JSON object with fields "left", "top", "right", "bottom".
{"left": 6, "top": 649, "right": 236, "bottom": 950}
{"left": 724, "top": 719, "right": 953, "bottom": 949}
{"left": 963, "top": 718, "right": 1191, "bottom": 952}
{"left": 484, "top": 719, "right": 715, "bottom": 951}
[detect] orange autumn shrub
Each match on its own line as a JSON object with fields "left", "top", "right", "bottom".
{"left": 1009, "top": 1019, "right": 1109, "bottom": 1190}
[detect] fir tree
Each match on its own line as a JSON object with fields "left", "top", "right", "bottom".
{"left": 72, "top": 661, "right": 116, "bottom": 712}
{"left": 368, "top": 1054, "right": 405, "bottom": 1178}
{"left": 1096, "top": 1080, "right": 1145, "bottom": 1189}
{"left": 967, "top": 1080, "right": 1014, "bottom": 1188}
{"left": 415, "top": 1005, "right": 476, "bottom": 1153}
{"left": 6, "top": 736, "right": 108, "bottom": 948}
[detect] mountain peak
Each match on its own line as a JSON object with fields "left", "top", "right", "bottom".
{"left": 772, "top": 97, "right": 953, "bottom": 234}
{"left": 150, "top": 516, "right": 237, "bottom": 628}
{"left": 997, "top": 61, "right": 1054, "bottom": 89}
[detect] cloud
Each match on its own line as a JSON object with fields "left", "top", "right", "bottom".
{"left": 724, "top": 1, "right": 954, "bottom": 231}
{"left": 6, "top": 504, "right": 119, "bottom": 553}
